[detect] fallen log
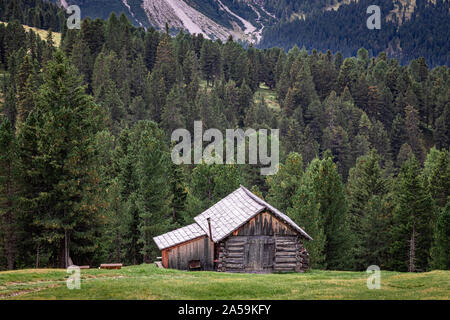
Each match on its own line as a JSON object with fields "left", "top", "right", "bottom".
{"left": 100, "top": 263, "right": 123, "bottom": 269}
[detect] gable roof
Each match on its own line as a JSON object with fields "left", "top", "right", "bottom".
{"left": 153, "top": 186, "right": 313, "bottom": 250}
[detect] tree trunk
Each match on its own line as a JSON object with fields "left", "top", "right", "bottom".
{"left": 116, "top": 230, "right": 121, "bottom": 263}
{"left": 6, "top": 212, "right": 15, "bottom": 270}
{"left": 36, "top": 244, "right": 40, "bottom": 269}
{"left": 64, "top": 229, "right": 70, "bottom": 268}
{"left": 409, "top": 225, "right": 416, "bottom": 272}
{"left": 5, "top": 161, "right": 15, "bottom": 270}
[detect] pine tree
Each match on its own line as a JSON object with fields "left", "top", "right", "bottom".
{"left": 155, "top": 36, "right": 177, "bottom": 92}
{"left": 298, "top": 126, "right": 320, "bottom": 166}
{"left": 299, "top": 154, "right": 351, "bottom": 270}
{"left": 135, "top": 121, "right": 172, "bottom": 263}
{"left": 346, "top": 150, "right": 390, "bottom": 270}
{"left": 391, "top": 156, "right": 436, "bottom": 272}
{"left": 144, "top": 28, "right": 159, "bottom": 72}
{"left": 168, "top": 161, "right": 188, "bottom": 225}
{"left": 288, "top": 181, "right": 327, "bottom": 269}
{"left": 423, "top": 148, "right": 450, "bottom": 208}
{"left": 266, "top": 152, "right": 303, "bottom": 213}
{"left": 22, "top": 50, "right": 104, "bottom": 268}
{"left": 337, "top": 58, "right": 357, "bottom": 94}
{"left": 391, "top": 113, "right": 406, "bottom": 158}
{"left": 0, "top": 116, "right": 18, "bottom": 269}
{"left": 404, "top": 105, "right": 426, "bottom": 163}
{"left": 16, "top": 55, "right": 39, "bottom": 125}
{"left": 3, "top": 83, "right": 17, "bottom": 129}
{"left": 430, "top": 203, "right": 450, "bottom": 270}
{"left": 114, "top": 128, "right": 140, "bottom": 265}
{"left": 146, "top": 69, "right": 166, "bottom": 123}
{"left": 161, "top": 87, "right": 186, "bottom": 135}
{"left": 360, "top": 194, "right": 393, "bottom": 269}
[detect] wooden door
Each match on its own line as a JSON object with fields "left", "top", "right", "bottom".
{"left": 244, "top": 237, "right": 275, "bottom": 272}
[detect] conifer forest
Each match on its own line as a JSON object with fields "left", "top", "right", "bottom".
{"left": 0, "top": 0, "right": 448, "bottom": 275}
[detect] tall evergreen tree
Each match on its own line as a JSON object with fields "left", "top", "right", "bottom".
{"left": 430, "top": 203, "right": 450, "bottom": 270}
{"left": 391, "top": 156, "right": 436, "bottom": 272}
{"left": 346, "top": 150, "right": 390, "bottom": 270}
{"left": 266, "top": 152, "right": 303, "bottom": 213}
{"left": 21, "top": 50, "right": 104, "bottom": 268}
{"left": 135, "top": 121, "right": 172, "bottom": 263}
{"left": 298, "top": 154, "right": 351, "bottom": 270}
{"left": 0, "top": 116, "right": 18, "bottom": 269}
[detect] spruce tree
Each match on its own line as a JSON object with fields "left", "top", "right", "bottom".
{"left": 346, "top": 150, "right": 390, "bottom": 270}
{"left": 430, "top": 203, "right": 450, "bottom": 270}
{"left": 423, "top": 148, "right": 449, "bottom": 209}
{"left": 22, "top": 50, "right": 104, "bottom": 267}
{"left": 135, "top": 121, "right": 172, "bottom": 263}
{"left": 266, "top": 152, "right": 303, "bottom": 213}
{"left": 299, "top": 154, "right": 351, "bottom": 270}
{"left": 0, "top": 116, "right": 18, "bottom": 269}
{"left": 391, "top": 156, "right": 436, "bottom": 272}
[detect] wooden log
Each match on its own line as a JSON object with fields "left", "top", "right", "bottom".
{"left": 225, "top": 264, "right": 244, "bottom": 269}
{"left": 276, "top": 245, "right": 296, "bottom": 248}
{"left": 275, "top": 268, "right": 296, "bottom": 272}
{"left": 100, "top": 263, "right": 122, "bottom": 269}
{"left": 275, "top": 251, "right": 296, "bottom": 257}
{"left": 276, "top": 240, "right": 296, "bottom": 244}
{"left": 275, "top": 258, "right": 297, "bottom": 263}
{"left": 275, "top": 247, "right": 297, "bottom": 252}
{"left": 274, "top": 263, "right": 297, "bottom": 268}
{"left": 226, "top": 258, "right": 244, "bottom": 264}
{"left": 227, "top": 238, "right": 246, "bottom": 243}
{"left": 227, "top": 243, "right": 246, "bottom": 248}
{"left": 275, "top": 255, "right": 296, "bottom": 261}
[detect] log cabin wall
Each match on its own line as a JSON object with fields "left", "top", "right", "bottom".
{"left": 217, "top": 211, "right": 310, "bottom": 273}
{"left": 162, "top": 236, "right": 214, "bottom": 270}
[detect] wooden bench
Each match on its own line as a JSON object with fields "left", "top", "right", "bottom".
{"left": 100, "top": 263, "right": 123, "bottom": 270}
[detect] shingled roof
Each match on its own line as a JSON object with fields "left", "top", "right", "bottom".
{"left": 153, "top": 186, "right": 312, "bottom": 250}
{"left": 153, "top": 223, "right": 206, "bottom": 251}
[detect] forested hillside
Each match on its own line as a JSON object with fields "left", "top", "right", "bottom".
{"left": 34, "top": 0, "right": 450, "bottom": 66}
{"left": 0, "top": 7, "right": 449, "bottom": 273}
{"left": 0, "top": 0, "right": 64, "bottom": 31}
{"left": 260, "top": 0, "right": 450, "bottom": 67}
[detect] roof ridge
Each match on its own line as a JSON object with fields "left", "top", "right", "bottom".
{"left": 240, "top": 185, "right": 313, "bottom": 241}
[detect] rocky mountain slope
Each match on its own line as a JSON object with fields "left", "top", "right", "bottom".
{"left": 53, "top": 0, "right": 277, "bottom": 43}
{"left": 50, "top": 0, "right": 448, "bottom": 65}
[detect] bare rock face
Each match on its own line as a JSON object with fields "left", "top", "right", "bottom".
{"left": 141, "top": 0, "right": 232, "bottom": 41}
{"left": 53, "top": 0, "right": 279, "bottom": 43}
{"left": 141, "top": 0, "right": 271, "bottom": 43}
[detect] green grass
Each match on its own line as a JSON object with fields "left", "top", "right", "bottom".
{"left": 198, "top": 81, "right": 280, "bottom": 111}
{"left": 254, "top": 84, "right": 280, "bottom": 110}
{"left": 0, "top": 264, "right": 448, "bottom": 300}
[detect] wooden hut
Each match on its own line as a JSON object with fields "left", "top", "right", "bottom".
{"left": 153, "top": 186, "right": 312, "bottom": 273}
